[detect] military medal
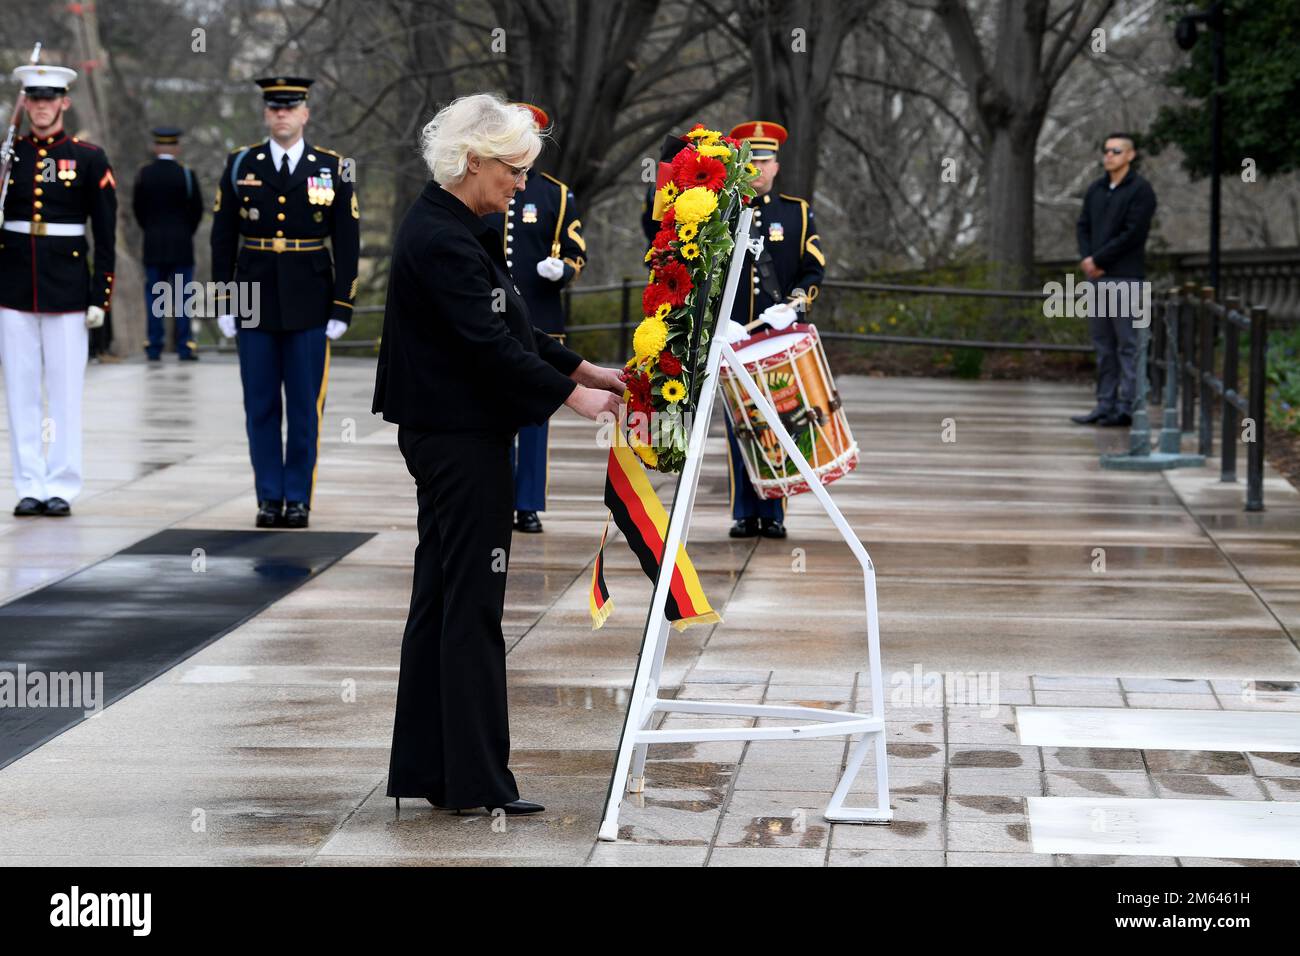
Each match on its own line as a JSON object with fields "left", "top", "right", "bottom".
{"left": 522, "top": 202, "right": 538, "bottom": 224}
{"left": 768, "top": 222, "right": 784, "bottom": 242}
{"left": 308, "top": 167, "right": 334, "bottom": 205}
{"left": 57, "top": 158, "right": 77, "bottom": 182}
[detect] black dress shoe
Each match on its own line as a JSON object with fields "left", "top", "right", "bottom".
{"left": 760, "top": 518, "right": 787, "bottom": 539}
{"left": 13, "top": 497, "right": 45, "bottom": 517}
{"left": 1070, "top": 408, "right": 1108, "bottom": 425}
{"left": 178, "top": 353, "right": 199, "bottom": 362}
{"left": 514, "top": 510, "right": 543, "bottom": 533}
{"left": 283, "top": 500, "right": 309, "bottom": 528}
{"left": 1099, "top": 411, "right": 1133, "bottom": 427}
{"left": 729, "top": 517, "right": 759, "bottom": 538}
{"left": 255, "top": 499, "right": 283, "bottom": 528}
{"left": 44, "top": 497, "right": 71, "bottom": 517}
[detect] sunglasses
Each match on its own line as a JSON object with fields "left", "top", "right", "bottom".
{"left": 1101, "top": 146, "right": 1130, "bottom": 156}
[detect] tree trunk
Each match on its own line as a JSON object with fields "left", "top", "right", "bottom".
{"left": 68, "top": 3, "right": 145, "bottom": 358}
{"left": 984, "top": 120, "right": 1042, "bottom": 289}
{"left": 746, "top": 0, "right": 876, "bottom": 200}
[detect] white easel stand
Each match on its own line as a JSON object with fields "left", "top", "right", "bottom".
{"left": 596, "top": 207, "right": 891, "bottom": 841}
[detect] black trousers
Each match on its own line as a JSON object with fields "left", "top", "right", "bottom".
{"left": 387, "top": 425, "right": 521, "bottom": 807}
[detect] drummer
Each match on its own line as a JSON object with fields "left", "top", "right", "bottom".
{"left": 723, "top": 120, "right": 825, "bottom": 539}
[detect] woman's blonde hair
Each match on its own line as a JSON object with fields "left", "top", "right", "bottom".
{"left": 419, "top": 92, "right": 545, "bottom": 185}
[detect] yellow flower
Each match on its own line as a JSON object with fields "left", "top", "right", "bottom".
{"left": 673, "top": 187, "right": 718, "bottom": 225}
{"left": 643, "top": 247, "right": 653, "bottom": 263}
{"left": 633, "top": 315, "right": 669, "bottom": 361}
{"left": 658, "top": 182, "right": 679, "bottom": 206}
{"left": 662, "top": 379, "right": 686, "bottom": 404}
{"left": 653, "top": 302, "right": 672, "bottom": 321}
{"left": 680, "top": 242, "right": 701, "bottom": 260}
{"left": 686, "top": 127, "right": 722, "bottom": 142}
{"left": 696, "top": 142, "right": 730, "bottom": 159}
{"left": 745, "top": 162, "right": 758, "bottom": 177}
{"left": 677, "top": 222, "right": 699, "bottom": 241}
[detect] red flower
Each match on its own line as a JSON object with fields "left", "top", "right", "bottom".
{"left": 652, "top": 224, "right": 674, "bottom": 251}
{"left": 672, "top": 151, "right": 726, "bottom": 192}
{"left": 661, "top": 204, "right": 676, "bottom": 229}
{"left": 658, "top": 350, "right": 682, "bottom": 376}
{"left": 642, "top": 283, "right": 670, "bottom": 315}
{"left": 653, "top": 259, "right": 693, "bottom": 308}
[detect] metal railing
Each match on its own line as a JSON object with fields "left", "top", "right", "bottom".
{"left": 1150, "top": 283, "right": 1268, "bottom": 510}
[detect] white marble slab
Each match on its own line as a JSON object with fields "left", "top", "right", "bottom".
{"left": 1015, "top": 706, "right": 1300, "bottom": 752}
{"left": 1027, "top": 797, "right": 1300, "bottom": 860}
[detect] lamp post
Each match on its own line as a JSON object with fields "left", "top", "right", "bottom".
{"left": 1176, "top": 1, "right": 1226, "bottom": 293}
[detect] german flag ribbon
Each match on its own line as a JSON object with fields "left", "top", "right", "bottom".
{"left": 590, "top": 443, "right": 720, "bottom": 631}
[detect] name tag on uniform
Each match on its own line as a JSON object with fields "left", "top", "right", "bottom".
{"left": 237, "top": 176, "right": 262, "bottom": 187}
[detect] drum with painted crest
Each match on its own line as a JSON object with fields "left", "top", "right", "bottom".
{"left": 719, "top": 323, "right": 858, "bottom": 499}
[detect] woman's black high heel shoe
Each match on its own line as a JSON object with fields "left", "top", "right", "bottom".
{"left": 393, "top": 796, "right": 448, "bottom": 813}
{"left": 453, "top": 799, "right": 544, "bottom": 815}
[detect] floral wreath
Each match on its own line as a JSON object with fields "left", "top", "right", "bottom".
{"left": 619, "top": 124, "right": 758, "bottom": 474}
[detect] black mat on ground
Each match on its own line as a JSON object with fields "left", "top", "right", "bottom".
{"left": 0, "top": 529, "right": 373, "bottom": 770}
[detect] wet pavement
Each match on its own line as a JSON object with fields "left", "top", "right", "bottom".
{"left": 1, "top": 355, "right": 1298, "bottom": 865}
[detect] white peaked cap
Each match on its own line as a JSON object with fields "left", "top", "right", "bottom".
{"left": 12, "top": 64, "right": 77, "bottom": 91}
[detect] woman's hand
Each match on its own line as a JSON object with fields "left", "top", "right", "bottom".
{"left": 572, "top": 360, "right": 626, "bottom": 396}
{"left": 565, "top": 385, "right": 622, "bottom": 421}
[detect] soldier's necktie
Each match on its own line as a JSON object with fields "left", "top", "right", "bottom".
{"left": 278, "top": 152, "right": 290, "bottom": 191}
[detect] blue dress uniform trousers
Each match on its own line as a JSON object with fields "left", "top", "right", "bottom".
{"left": 144, "top": 263, "right": 195, "bottom": 358}
{"left": 236, "top": 325, "right": 330, "bottom": 504}
{"left": 725, "top": 413, "right": 785, "bottom": 522}
{"left": 509, "top": 421, "right": 549, "bottom": 512}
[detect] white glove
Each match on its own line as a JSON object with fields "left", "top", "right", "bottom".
{"left": 85, "top": 306, "right": 105, "bottom": 329}
{"left": 536, "top": 256, "right": 566, "bottom": 281}
{"left": 721, "top": 320, "right": 750, "bottom": 345}
{"left": 325, "top": 319, "right": 348, "bottom": 340}
{"left": 217, "top": 314, "right": 237, "bottom": 339}
{"left": 760, "top": 302, "right": 798, "bottom": 330}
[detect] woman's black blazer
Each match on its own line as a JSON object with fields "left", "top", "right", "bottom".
{"left": 372, "top": 181, "right": 581, "bottom": 432}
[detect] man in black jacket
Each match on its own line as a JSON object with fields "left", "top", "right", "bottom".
{"left": 1072, "top": 133, "right": 1157, "bottom": 428}
{"left": 133, "top": 126, "right": 203, "bottom": 360}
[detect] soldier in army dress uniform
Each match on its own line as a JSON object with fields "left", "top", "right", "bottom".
{"left": 133, "top": 126, "right": 204, "bottom": 361}
{"left": 481, "top": 103, "right": 586, "bottom": 534}
{"left": 210, "top": 76, "right": 360, "bottom": 529}
{"left": 723, "top": 120, "right": 825, "bottom": 540}
{"left": 0, "top": 63, "right": 116, "bottom": 518}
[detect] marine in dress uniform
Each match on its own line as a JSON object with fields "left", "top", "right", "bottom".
{"left": 480, "top": 103, "right": 586, "bottom": 534}
{"left": 133, "top": 126, "right": 203, "bottom": 360}
{"left": 0, "top": 63, "right": 115, "bottom": 518}
{"left": 210, "top": 76, "right": 360, "bottom": 529}
{"left": 724, "top": 120, "right": 825, "bottom": 539}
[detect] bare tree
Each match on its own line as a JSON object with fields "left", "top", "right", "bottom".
{"left": 935, "top": 0, "right": 1115, "bottom": 287}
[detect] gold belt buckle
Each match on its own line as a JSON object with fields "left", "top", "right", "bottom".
{"left": 271, "top": 237, "right": 287, "bottom": 253}
{"left": 31, "top": 221, "right": 47, "bottom": 237}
